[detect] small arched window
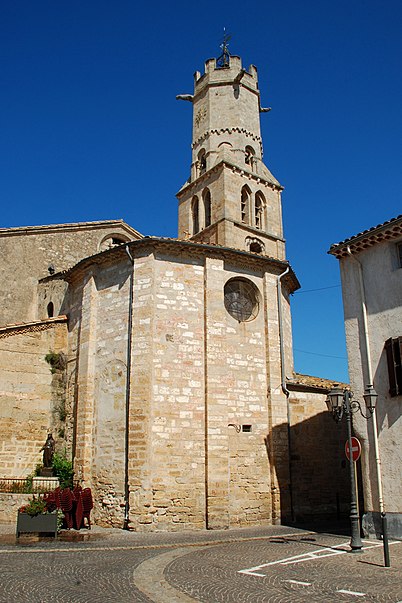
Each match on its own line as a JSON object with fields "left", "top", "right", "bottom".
{"left": 246, "top": 236, "right": 265, "bottom": 255}
{"left": 254, "top": 191, "right": 265, "bottom": 230}
{"left": 198, "top": 149, "right": 207, "bottom": 176}
{"left": 203, "top": 189, "right": 211, "bottom": 228}
{"left": 192, "top": 196, "right": 200, "bottom": 234}
{"left": 245, "top": 146, "right": 255, "bottom": 170}
{"left": 47, "top": 302, "right": 54, "bottom": 318}
{"left": 250, "top": 241, "right": 262, "bottom": 253}
{"left": 241, "top": 185, "right": 251, "bottom": 225}
{"left": 99, "top": 234, "right": 130, "bottom": 252}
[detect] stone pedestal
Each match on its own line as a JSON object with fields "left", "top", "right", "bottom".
{"left": 39, "top": 468, "right": 54, "bottom": 477}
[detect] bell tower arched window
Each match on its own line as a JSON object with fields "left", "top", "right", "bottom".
{"left": 241, "top": 185, "right": 251, "bottom": 225}
{"left": 250, "top": 241, "right": 262, "bottom": 253}
{"left": 246, "top": 236, "right": 265, "bottom": 254}
{"left": 254, "top": 191, "right": 265, "bottom": 230}
{"left": 245, "top": 146, "right": 255, "bottom": 171}
{"left": 198, "top": 149, "right": 206, "bottom": 176}
{"left": 203, "top": 188, "right": 211, "bottom": 228}
{"left": 192, "top": 196, "right": 200, "bottom": 234}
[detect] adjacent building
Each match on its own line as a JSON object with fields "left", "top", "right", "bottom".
{"left": 329, "top": 214, "right": 402, "bottom": 538}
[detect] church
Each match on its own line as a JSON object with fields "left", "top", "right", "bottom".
{"left": 0, "top": 48, "right": 348, "bottom": 529}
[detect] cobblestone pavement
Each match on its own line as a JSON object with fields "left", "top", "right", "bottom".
{"left": 0, "top": 524, "right": 401, "bottom": 602}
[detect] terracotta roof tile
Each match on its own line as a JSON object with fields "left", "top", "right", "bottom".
{"left": 287, "top": 372, "right": 349, "bottom": 391}
{"left": 328, "top": 214, "right": 402, "bottom": 258}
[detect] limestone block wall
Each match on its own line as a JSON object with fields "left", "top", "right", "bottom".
{"left": 65, "top": 243, "right": 293, "bottom": 531}
{"left": 206, "top": 258, "right": 272, "bottom": 528}
{"left": 69, "top": 262, "right": 131, "bottom": 527}
{"left": 0, "top": 320, "right": 68, "bottom": 478}
{"left": 37, "top": 278, "right": 69, "bottom": 320}
{"left": 91, "top": 263, "right": 131, "bottom": 525}
{"left": 126, "top": 251, "right": 290, "bottom": 530}
{"left": 128, "top": 253, "right": 206, "bottom": 530}
{"left": 288, "top": 389, "right": 350, "bottom": 520}
{"left": 262, "top": 271, "right": 293, "bottom": 523}
{"left": 0, "top": 493, "right": 33, "bottom": 524}
{"left": 0, "top": 221, "right": 140, "bottom": 326}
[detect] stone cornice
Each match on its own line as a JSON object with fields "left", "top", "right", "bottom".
{"left": 192, "top": 127, "right": 262, "bottom": 149}
{"left": 0, "top": 219, "right": 142, "bottom": 240}
{"left": 177, "top": 160, "right": 282, "bottom": 198}
{"left": 232, "top": 220, "right": 286, "bottom": 243}
{"left": 0, "top": 316, "right": 68, "bottom": 338}
{"left": 50, "top": 238, "right": 300, "bottom": 293}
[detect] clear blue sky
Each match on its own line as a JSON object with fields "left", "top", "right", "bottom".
{"left": 1, "top": 1, "right": 401, "bottom": 383}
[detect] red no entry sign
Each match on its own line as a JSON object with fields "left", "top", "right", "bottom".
{"left": 345, "top": 437, "right": 361, "bottom": 462}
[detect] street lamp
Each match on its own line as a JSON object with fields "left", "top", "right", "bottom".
{"left": 326, "top": 385, "right": 378, "bottom": 554}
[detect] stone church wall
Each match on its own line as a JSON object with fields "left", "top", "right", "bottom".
{"left": 288, "top": 389, "right": 350, "bottom": 520}
{"left": 128, "top": 253, "right": 207, "bottom": 530}
{"left": 0, "top": 221, "right": 140, "bottom": 326}
{"left": 66, "top": 263, "right": 131, "bottom": 527}
{"left": 0, "top": 320, "right": 68, "bottom": 478}
{"left": 65, "top": 246, "right": 295, "bottom": 530}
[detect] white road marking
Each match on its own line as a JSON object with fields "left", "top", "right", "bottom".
{"left": 238, "top": 544, "right": 348, "bottom": 575}
{"left": 285, "top": 579, "right": 312, "bottom": 586}
{"left": 238, "top": 539, "right": 397, "bottom": 577}
{"left": 337, "top": 589, "right": 366, "bottom": 596}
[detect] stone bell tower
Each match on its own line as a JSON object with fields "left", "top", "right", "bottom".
{"left": 177, "top": 45, "right": 286, "bottom": 260}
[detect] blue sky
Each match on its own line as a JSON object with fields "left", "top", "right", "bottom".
{"left": 1, "top": 1, "right": 401, "bottom": 382}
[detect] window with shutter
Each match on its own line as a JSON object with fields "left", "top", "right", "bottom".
{"left": 385, "top": 337, "right": 402, "bottom": 397}
{"left": 397, "top": 242, "right": 402, "bottom": 268}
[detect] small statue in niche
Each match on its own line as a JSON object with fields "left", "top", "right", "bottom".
{"left": 40, "top": 433, "right": 55, "bottom": 468}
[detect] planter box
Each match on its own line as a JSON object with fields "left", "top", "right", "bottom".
{"left": 16, "top": 512, "right": 58, "bottom": 538}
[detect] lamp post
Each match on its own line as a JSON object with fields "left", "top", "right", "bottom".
{"left": 326, "top": 385, "right": 388, "bottom": 559}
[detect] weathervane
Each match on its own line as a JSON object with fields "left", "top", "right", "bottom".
{"left": 216, "top": 29, "right": 231, "bottom": 68}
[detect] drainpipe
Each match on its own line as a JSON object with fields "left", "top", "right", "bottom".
{"left": 277, "top": 266, "right": 294, "bottom": 522}
{"left": 123, "top": 245, "right": 135, "bottom": 530}
{"left": 346, "top": 246, "right": 388, "bottom": 561}
{"left": 277, "top": 267, "right": 290, "bottom": 397}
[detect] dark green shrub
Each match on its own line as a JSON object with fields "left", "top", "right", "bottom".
{"left": 44, "top": 351, "right": 66, "bottom": 374}
{"left": 51, "top": 453, "right": 74, "bottom": 489}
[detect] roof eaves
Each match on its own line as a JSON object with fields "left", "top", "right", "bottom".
{"left": 0, "top": 219, "right": 143, "bottom": 238}
{"left": 0, "top": 315, "right": 68, "bottom": 338}
{"left": 45, "top": 237, "right": 300, "bottom": 293}
{"left": 287, "top": 372, "right": 349, "bottom": 393}
{"left": 328, "top": 214, "right": 402, "bottom": 258}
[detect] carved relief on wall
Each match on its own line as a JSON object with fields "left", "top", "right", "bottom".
{"left": 194, "top": 106, "right": 207, "bottom": 129}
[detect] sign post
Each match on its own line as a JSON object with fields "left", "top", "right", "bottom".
{"left": 345, "top": 436, "right": 361, "bottom": 523}
{"left": 345, "top": 437, "right": 361, "bottom": 462}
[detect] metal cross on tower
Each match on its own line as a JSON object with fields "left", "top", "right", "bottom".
{"left": 216, "top": 30, "right": 231, "bottom": 68}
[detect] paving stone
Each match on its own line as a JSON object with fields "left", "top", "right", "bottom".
{"left": 0, "top": 524, "right": 401, "bottom": 602}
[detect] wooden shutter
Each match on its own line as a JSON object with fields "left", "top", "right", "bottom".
{"left": 385, "top": 337, "right": 402, "bottom": 397}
